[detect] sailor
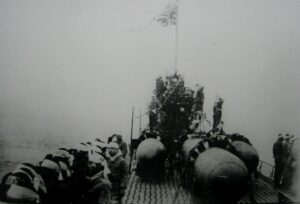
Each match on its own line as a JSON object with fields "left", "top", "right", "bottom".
{"left": 85, "top": 151, "right": 112, "bottom": 204}
{"left": 192, "top": 84, "right": 204, "bottom": 113}
{"left": 68, "top": 143, "right": 92, "bottom": 204}
{"left": 107, "top": 134, "right": 117, "bottom": 144}
{"left": 40, "top": 154, "right": 66, "bottom": 182}
{"left": 273, "top": 134, "right": 285, "bottom": 188}
{"left": 283, "top": 134, "right": 291, "bottom": 159}
{"left": 189, "top": 111, "right": 201, "bottom": 133}
{"left": 213, "top": 97, "right": 224, "bottom": 129}
{"left": 105, "top": 142, "right": 128, "bottom": 204}
{"left": 195, "top": 112, "right": 211, "bottom": 134}
{"left": 216, "top": 121, "right": 225, "bottom": 135}
{"left": 115, "top": 134, "right": 128, "bottom": 158}
{"left": 40, "top": 149, "right": 78, "bottom": 204}
{"left": 0, "top": 163, "right": 47, "bottom": 204}
{"left": 155, "top": 76, "right": 166, "bottom": 101}
{"left": 52, "top": 149, "right": 73, "bottom": 178}
{"left": 280, "top": 134, "right": 297, "bottom": 189}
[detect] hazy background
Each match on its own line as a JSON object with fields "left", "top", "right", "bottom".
{"left": 0, "top": 0, "right": 299, "bottom": 167}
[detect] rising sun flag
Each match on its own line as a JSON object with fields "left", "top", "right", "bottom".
{"left": 156, "top": 3, "right": 178, "bottom": 27}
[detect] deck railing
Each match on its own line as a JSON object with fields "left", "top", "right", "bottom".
{"left": 257, "top": 160, "right": 275, "bottom": 182}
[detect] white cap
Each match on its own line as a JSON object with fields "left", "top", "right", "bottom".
{"left": 75, "top": 143, "right": 90, "bottom": 152}
{"left": 112, "top": 137, "right": 118, "bottom": 143}
{"left": 91, "top": 144, "right": 103, "bottom": 154}
{"left": 107, "top": 142, "right": 119, "bottom": 149}
{"left": 88, "top": 152, "right": 105, "bottom": 164}
{"left": 93, "top": 140, "right": 107, "bottom": 149}
{"left": 40, "top": 159, "right": 60, "bottom": 174}
{"left": 53, "top": 149, "right": 70, "bottom": 158}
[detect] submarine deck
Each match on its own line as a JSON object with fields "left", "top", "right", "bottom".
{"left": 0, "top": 162, "right": 295, "bottom": 204}
{"left": 123, "top": 161, "right": 295, "bottom": 204}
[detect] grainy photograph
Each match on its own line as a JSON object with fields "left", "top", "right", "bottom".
{"left": 0, "top": 0, "right": 299, "bottom": 204}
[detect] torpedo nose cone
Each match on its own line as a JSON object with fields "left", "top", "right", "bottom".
{"left": 136, "top": 138, "right": 166, "bottom": 179}
{"left": 230, "top": 140, "right": 259, "bottom": 173}
{"left": 194, "top": 148, "right": 249, "bottom": 203}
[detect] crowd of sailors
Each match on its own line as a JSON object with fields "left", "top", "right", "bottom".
{"left": 0, "top": 134, "right": 129, "bottom": 204}
{"left": 273, "top": 133, "right": 298, "bottom": 189}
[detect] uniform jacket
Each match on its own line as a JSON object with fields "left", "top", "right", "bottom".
{"left": 273, "top": 140, "right": 284, "bottom": 160}
{"left": 106, "top": 154, "right": 128, "bottom": 189}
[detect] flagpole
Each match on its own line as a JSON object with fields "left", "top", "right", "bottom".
{"left": 130, "top": 107, "right": 134, "bottom": 144}
{"left": 129, "top": 106, "right": 134, "bottom": 174}
{"left": 175, "top": 0, "right": 179, "bottom": 72}
{"left": 139, "top": 108, "right": 142, "bottom": 132}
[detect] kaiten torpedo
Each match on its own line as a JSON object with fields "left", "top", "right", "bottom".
{"left": 181, "top": 137, "right": 250, "bottom": 203}
{"left": 230, "top": 140, "right": 259, "bottom": 174}
{"left": 135, "top": 138, "right": 166, "bottom": 179}
{"left": 193, "top": 148, "right": 249, "bottom": 204}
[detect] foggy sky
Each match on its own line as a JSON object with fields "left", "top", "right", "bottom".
{"left": 0, "top": 0, "right": 300, "bottom": 164}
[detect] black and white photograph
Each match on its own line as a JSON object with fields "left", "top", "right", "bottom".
{"left": 0, "top": 0, "right": 299, "bottom": 203}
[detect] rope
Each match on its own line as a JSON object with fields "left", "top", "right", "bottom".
{"left": 134, "top": 18, "right": 156, "bottom": 32}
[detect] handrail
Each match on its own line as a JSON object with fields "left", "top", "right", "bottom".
{"left": 257, "top": 160, "right": 275, "bottom": 181}
{"left": 260, "top": 160, "right": 274, "bottom": 167}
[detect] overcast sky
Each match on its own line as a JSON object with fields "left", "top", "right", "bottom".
{"left": 0, "top": 0, "right": 299, "bottom": 164}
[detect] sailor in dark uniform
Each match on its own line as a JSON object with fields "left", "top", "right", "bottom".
{"left": 273, "top": 134, "right": 285, "bottom": 188}
{"left": 106, "top": 142, "right": 128, "bottom": 204}
{"left": 213, "top": 97, "right": 224, "bottom": 130}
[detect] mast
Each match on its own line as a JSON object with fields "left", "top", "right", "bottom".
{"left": 130, "top": 107, "right": 134, "bottom": 143}
{"left": 174, "top": 0, "right": 179, "bottom": 72}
